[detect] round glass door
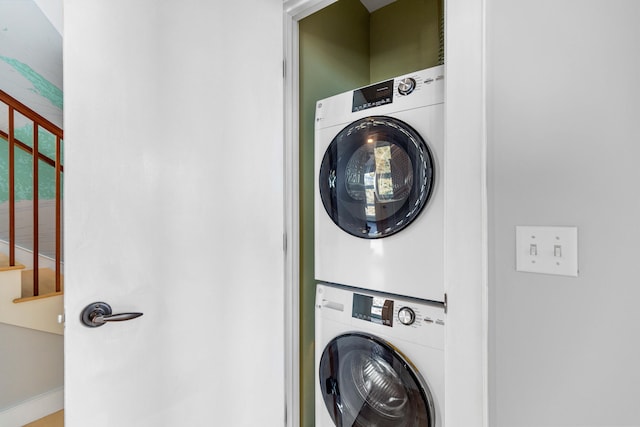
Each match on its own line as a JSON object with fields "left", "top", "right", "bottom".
{"left": 319, "top": 116, "right": 435, "bottom": 239}
{"left": 319, "top": 333, "right": 435, "bottom": 427}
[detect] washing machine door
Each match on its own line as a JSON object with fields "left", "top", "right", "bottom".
{"left": 319, "top": 116, "right": 435, "bottom": 239}
{"left": 319, "top": 333, "right": 435, "bottom": 427}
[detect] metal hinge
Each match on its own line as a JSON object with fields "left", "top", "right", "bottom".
{"left": 444, "top": 293, "right": 448, "bottom": 314}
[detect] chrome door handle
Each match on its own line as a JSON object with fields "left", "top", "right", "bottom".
{"left": 81, "top": 302, "right": 143, "bottom": 328}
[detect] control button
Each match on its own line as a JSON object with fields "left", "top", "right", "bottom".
{"left": 398, "top": 307, "right": 416, "bottom": 325}
{"left": 398, "top": 78, "right": 416, "bottom": 96}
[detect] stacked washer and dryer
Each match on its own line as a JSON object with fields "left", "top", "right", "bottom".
{"left": 314, "top": 65, "right": 446, "bottom": 427}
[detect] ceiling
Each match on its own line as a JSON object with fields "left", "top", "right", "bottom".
{"left": 360, "top": 0, "right": 397, "bottom": 12}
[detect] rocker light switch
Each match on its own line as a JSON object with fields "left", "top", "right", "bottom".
{"left": 516, "top": 226, "right": 578, "bottom": 277}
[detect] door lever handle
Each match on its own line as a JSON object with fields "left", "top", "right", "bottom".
{"left": 81, "top": 302, "right": 143, "bottom": 328}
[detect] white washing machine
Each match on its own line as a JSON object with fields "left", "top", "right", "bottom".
{"left": 314, "top": 65, "right": 445, "bottom": 302}
{"left": 315, "top": 283, "right": 445, "bottom": 427}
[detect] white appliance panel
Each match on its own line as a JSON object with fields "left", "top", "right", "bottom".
{"left": 315, "top": 66, "right": 445, "bottom": 301}
{"left": 315, "top": 283, "right": 445, "bottom": 427}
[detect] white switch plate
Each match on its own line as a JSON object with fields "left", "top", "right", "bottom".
{"left": 515, "top": 226, "right": 578, "bottom": 277}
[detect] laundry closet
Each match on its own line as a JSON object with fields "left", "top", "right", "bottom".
{"left": 297, "top": 0, "right": 443, "bottom": 424}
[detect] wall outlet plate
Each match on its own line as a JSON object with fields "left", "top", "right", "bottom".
{"left": 515, "top": 226, "right": 578, "bottom": 277}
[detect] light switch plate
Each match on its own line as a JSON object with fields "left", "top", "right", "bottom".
{"left": 515, "top": 226, "right": 578, "bottom": 277}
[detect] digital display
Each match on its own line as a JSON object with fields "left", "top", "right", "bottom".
{"left": 352, "top": 293, "right": 394, "bottom": 326}
{"left": 352, "top": 79, "right": 394, "bottom": 112}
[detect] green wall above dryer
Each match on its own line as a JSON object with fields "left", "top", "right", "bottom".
{"left": 370, "top": 0, "right": 443, "bottom": 82}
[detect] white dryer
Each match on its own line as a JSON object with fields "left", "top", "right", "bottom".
{"left": 315, "top": 283, "right": 445, "bottom": 427}
{"left": 314, "top": 66, "right": 444, "bottom": 302}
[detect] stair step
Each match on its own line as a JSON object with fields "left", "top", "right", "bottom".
{"left": 0, "top": 252, "right": 25, "bottom": 272}
{"left": 13, "top": 290, "right": 64, "bottom": 304}
{"left": 15, "top": 268, "right": 64, "bottom": 302}
{"left": 0, "top": 254, "right": 63, "bottom": 335}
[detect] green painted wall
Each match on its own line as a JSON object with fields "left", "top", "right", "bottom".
{"left": 0, "top": 55, "right": 63, "bottom": 203}
{"left": 299, "top": 0, "right": 442, "bottom": 424}
{"left": 0, "top": 125, "right": 61, "bottom": 202}
{"left": 370, "top": 0, "right": 443, "bottom": 81}
{"left": 0, "top": 56, "right": 64, "bottom": 110}
{"left": 299, "top": 1, "right": 370, "bottom": 425}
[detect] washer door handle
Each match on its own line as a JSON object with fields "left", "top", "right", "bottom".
{"left": 81, "top": 302, "right": 143, "bottom": 327}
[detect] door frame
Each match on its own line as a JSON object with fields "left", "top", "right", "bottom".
{"left": 282, "top": 0, "right": 488, "bottom": 425}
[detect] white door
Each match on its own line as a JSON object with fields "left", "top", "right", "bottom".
{"left": 63, "top": 1, "right": 285, "bottom": 425}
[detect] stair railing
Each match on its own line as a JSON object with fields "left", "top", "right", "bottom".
{"left": 0, "top": 90, "right": 63, "bottom": 296}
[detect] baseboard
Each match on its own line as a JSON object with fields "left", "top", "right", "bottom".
{"left": 0, "top": 387, "right": 63, "bottom": 427}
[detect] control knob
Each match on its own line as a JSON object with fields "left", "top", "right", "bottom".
{"left": 398, "top": 307, "right": 416, "bottom": 325}
{"left": 398, "top": 77, "right": 416, "bottom": 95}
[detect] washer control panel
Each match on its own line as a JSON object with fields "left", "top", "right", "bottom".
{"left": 352, "top": 293, "right": 394, "bottom": 326}
{"left": 351, "top": 292, "right": 445, "bottom": 329}
{"left": 398, "top": 307, "right": 416, "bottom": 325}
{"left": 318, "top": 284, "right": 446, "bottom": 350}
{"left": 393, "top": 301, "right": 445, "bottom": 329}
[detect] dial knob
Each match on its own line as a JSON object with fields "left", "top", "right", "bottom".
{"left": 398, "top": 77, "right": 416, "bottom": 95}
{"left": 398, "top": 307, "right": 416, "bottom": 325}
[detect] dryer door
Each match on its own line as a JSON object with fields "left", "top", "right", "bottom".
{"left": 319, "top": 116, "right": 435, "bottom": 239}
{"left": 318, "top": 333, "right": 435, "bottom": 427}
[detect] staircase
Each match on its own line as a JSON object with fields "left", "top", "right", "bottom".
{"left": 0, "top": 89, "right": 63, "bottom": 336}
{"left": 0, "top": 251, "right": 63, "bottom": 335}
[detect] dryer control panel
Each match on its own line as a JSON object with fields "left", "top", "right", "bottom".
{"left": 352, "top": 79, "right": 394, "bottom": 112}
{"left": 350, "top": 69, "right": 444, "bottom": 113}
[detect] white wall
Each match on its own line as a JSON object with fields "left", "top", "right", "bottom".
{"left": 487, "top": 1, "right": 640, "bottom": 425}
{"left": 443, "top": 0, "right": 487, "bottom": 425}
{"left": 0, "top": 323, "right": 63, "bottom": 409}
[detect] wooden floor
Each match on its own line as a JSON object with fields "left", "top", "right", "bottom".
{"left": 23, "top": 410, "right": 63, "bottom": 427}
